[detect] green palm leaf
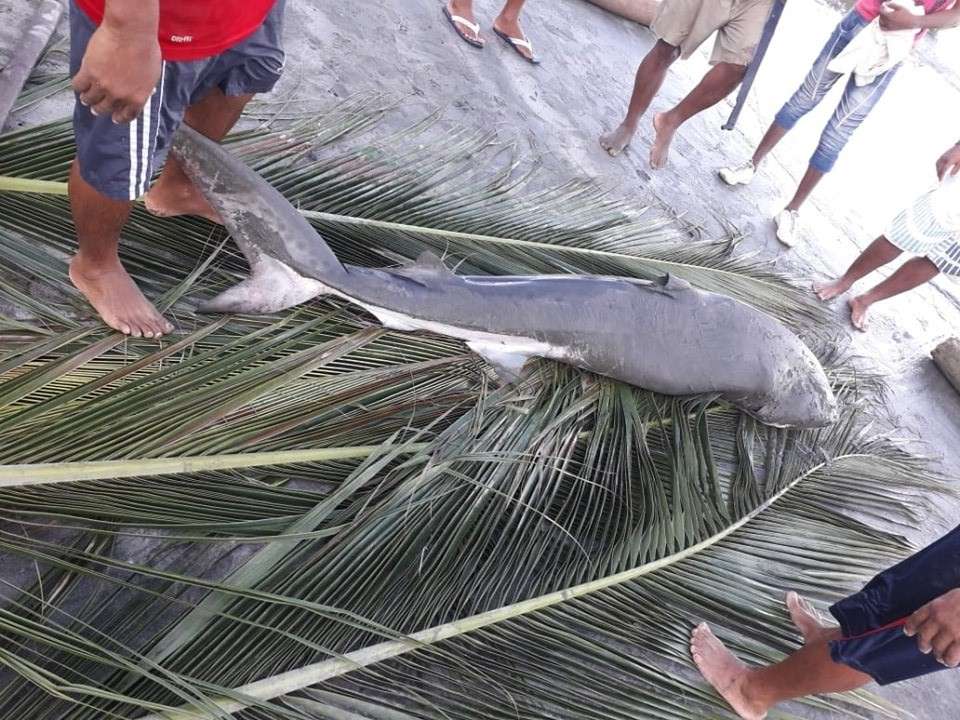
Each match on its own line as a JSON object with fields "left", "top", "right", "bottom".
{"left": 0, "top": 99, "right": 942, "bottom": 720}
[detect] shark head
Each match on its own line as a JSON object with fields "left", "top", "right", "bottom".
{"left": 750, "top": 347, "right": 839, "bottom": 428}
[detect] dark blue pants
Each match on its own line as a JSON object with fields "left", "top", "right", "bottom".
{"left": 829, "top": 525, "right": 960, "bottom": 685}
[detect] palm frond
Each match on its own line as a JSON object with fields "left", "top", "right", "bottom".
{"left": 0, "top": 100, "right": 943, "bottom": 720}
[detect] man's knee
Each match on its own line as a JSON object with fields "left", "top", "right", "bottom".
{"left": 713, "top": 61, "right": 748, "bottom": 81}
{"left": 650, "top": 39, "right": 681, "bottom": 64}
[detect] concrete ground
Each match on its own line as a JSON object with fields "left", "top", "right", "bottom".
{"left": 4, "top": 0, "right": 960, "bottom": 716}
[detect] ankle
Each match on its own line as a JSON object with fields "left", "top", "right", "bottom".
{"left": 71, "top": 249, "right": 121, "bottom": 274}
{"left": 737, "top": 671, "right": 771, "bottom": 717}
{"left": 660, "top": 110, "right": 680, "bottom": 128}
{"left": 149, "top": 174, "right": 194, "bottom": 196}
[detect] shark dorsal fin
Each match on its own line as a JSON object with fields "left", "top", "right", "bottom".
{"left": 387, "top": 251, "right": 454, "bottom": 286}
{"left": 655, "top": 273, "right": 692, "bottom": 294}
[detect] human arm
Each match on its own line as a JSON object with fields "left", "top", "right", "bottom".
{"left": 880, "top": 2, "right": 960, "bottom": 31}
{"left": 904, "top": 588, "right": 960, "bottom": 667}
{"left": 937, "top": 143, "right": 960, "bottom": 181}
{"left": 71, "top": 0, "right": 161, "bottom": 124}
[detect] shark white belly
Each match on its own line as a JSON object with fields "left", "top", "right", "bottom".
{"left": 302, "top": 273, "right": 577, "bottom": 381}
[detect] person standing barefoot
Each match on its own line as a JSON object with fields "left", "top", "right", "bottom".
{"left": 813, "top": 142, "right": 960, "bottom": 332}
{"left": 443, "top": 0, "right": 539, "bottom": 63}
{"left": 599, "top": 0, "right": 773, "bottom": 169}
{"left": 693, "top": 525, "right": 960, "bottom": 718}
{"left": 68, "top": 0, "right": 286, "bottom": 338}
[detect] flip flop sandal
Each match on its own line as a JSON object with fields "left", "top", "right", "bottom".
{"left": 443, "top": 6, "right": 485, "bottom": 49}
{"left": 493, "top": 27, "right": 540, "bottom": 64}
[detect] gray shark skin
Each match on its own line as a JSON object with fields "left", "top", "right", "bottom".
{"left": 170, "top": 126, "right": 838, "bottom": 428}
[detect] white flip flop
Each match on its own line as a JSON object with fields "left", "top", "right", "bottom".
{"left": 443, "top": 6, "right": 484, "bottom": 48}
{"left": 493, "top": 27, "right": 540, "bottom": 64}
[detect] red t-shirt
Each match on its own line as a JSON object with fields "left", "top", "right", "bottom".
{"left": 856, "top": 0, "right": 955, "bottom": 20}
{"left": 75, "top": 0, "right": 276, "bottom": 61}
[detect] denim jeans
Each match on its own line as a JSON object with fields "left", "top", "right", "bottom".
{"left": 774, "top": 9, "right": 900, "bottom": 173}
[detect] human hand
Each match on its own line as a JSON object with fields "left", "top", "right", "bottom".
{"left": 936, "top": 144, "right": 960, "bottom": 182}
{"left": 879, "top": 2, "right": 921, "bottom": 31}
{"left": 904, "top": 588, "right": 960, "bottom": 667}
{"left": 72, "top": 20, "right": 161, "bottom": 124}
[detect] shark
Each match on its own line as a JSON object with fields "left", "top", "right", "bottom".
{"left": 169, "top": 126, "right": 838, "bottom": 428}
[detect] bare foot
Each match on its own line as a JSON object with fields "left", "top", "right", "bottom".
{"left": 493, "top": 13, "right": 535, "bottom": 61}
{"left": 691, "top": 624, "right": 766, "bottom": 720}
{"left": 69, "top": 254, "right": 174, "bottom": 338}
{"left": 786, "top": 592, "right": 828, "bottom": 643}
{"left": 599, "top": 123, "right": 635, "bottom": 157}
{"left": 848, "top": 296, "right": 871, "bottom": 332}
{"left": 813, "top": 278, "right": 849, "bottom": 302}
{"left": 650, "top": 112, "right": 678, "bottom": 170}
{"left": 144, "top": 176, "right": 220, "bottom": 223}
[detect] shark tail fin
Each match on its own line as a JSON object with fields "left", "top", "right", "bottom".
{"left": 170, "top": 125, "right": 348, "bottom": 282}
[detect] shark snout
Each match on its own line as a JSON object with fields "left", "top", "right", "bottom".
{"left": 756, "top": 361, "right": 838, "bottom": 429}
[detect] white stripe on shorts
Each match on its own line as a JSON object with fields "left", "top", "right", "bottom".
{"left": 137, "top": 92, "right": 152, "bottom": 198}
{"left": 127, "top": 112, "right": 139, "bottom": 200}
{"left": 139, "top": 61, "right": 166, "bottom": 198}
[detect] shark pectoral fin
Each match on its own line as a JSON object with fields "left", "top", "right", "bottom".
{"left": 198, "top": 254, "right": 328, "bottom": 314}
{"left": 466, "top": 341, "right": 530, "bottom": 384}
{"left": 414, "top": 251, "right": 451, "bottom": 271}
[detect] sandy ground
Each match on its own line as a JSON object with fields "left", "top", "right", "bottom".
{"left": 4, "top": 0, "right": 960, "bottom": 717}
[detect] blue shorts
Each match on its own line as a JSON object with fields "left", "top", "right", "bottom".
{"left": 829, "top": 525, "right": 960, "bottom": 685}
{"left": 69, "top": 0, "right": 285, "bottom": 201}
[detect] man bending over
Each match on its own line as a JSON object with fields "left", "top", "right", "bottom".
{"left": 692, "top": 525, "right": 960, "bottom": 719}
{"left": 599, "top": 0, "right": 774, "bottom": 169}
{"left": 68, "top": 0, "right": 285, "bottom": 338}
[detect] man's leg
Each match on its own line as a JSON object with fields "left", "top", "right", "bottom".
{"left": 68, "top": 160, "right": 174, "bottom": 338}
{"left": 649, "top": 61, "right": 745, "bottom": 169}
{"left": 144, "top": 88, "right": 253, "bottom": 220}
{"left": 493, "top": 0, "right": 536, "bottom": 61}
{"left": 848, "top": 257, "right": 940, "bottom": 331}
{"left": 446, "top": 0, "right": 483, "bottom": 46}
{"left": 724, "top": 11, "right": 865, "bottom": 181}
{"left": 67, "top": 0, "right": 174, "bottom": 337}
{"left": 691, "top": 624, "right": 871, "bottom": 720}
{"left": 692, "top": 592, "right": 872, "bottom": 719}
{"left": 599, "top": 40, "right": 679, "bottom": 157}
{"left": 749, "top": 123, "right": 789, "bottom": 167}
{"left": 696, "top": 527, "right": 960, "bottom": 719}
{"left": 785, "top": 63, "right": 897, "bottom": 213}
{"left": 814, "top": 235, "right": 902, "bottom": 301}
{"left": 783, "top": 166, "right": 823, "bottom": 213}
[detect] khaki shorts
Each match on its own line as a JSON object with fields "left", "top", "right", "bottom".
{"left": 652, "top": 0, "right": 772, "bottom": 66}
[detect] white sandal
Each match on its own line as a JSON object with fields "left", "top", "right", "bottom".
{"left": 443, "top": 6, "right": 484, "bottom": 48}
{"left": 493, "top": 27, "right": 540, "bottom": 64}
